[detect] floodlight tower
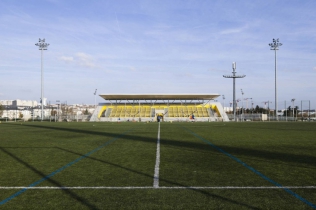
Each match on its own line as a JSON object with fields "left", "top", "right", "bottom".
{"left": 269, "top": 38, "right": 282, "bottom": 121}
{"left": 223, "top": 62, "right": 246, "bottom": 121}
{"left": 35, "top": 38, "right": 49, "bottom": 121}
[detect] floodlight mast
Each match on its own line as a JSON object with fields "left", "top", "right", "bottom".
{"left": 35, "top": 38, "right": 49, "bottom": 121}
{"left": 223, "top": 62, "right": 246, "bottom": 121}
{"left": 269, "top": 38, "right": 282, "bottom": 121}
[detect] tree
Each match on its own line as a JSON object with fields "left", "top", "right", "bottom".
{"left": 19, "top": 112, "right": 23, "bottom": 119}
{"left": 83, "top": 109, "right": 89, "bottom": 115}
{"left": 255, "top": 105, "right": 260, "bottom": 113}
{"left": 67, "top": 107, "right": 74, "bottom": 115}
{"left": 0, "top": 104, "right": 3, "bottom": 117}
{"left": 283, "top": 106, "right": 299, "bottom": 117}
{"left": 51, "top": 110, "right": 57, "bottom": 116}
{"left": 254, "top": 105, "right": 266, "bottom": 113}
{"left": 60, "top": 104, "right": 74, "bottom": 116}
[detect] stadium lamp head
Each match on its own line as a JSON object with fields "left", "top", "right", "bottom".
{"left": 232, "top": 62, "right": 236, "bottom": 69}
{"left": 269, "top": 38, "right": 282, "bottom": 50}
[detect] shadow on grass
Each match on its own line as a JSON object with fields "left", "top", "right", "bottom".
{"left": 0, "top": 125, "right": 261, "bottom": 209}
{"left": 16, "top": 123, "right": 316, "bottom": 167}
{"left": 2, "top": 123, "right": 315, "bottom": 208}
{"left": 0, "top": 147, "right": 99, "bottom": 210}
{"left": 223, "top": 122, "right": 316, "bottom": 132}
{"left": 55, "top": 147, "right": 260, "bottom": 209}
{"left": 0, "top": 146, "right": 260, "bottom": 209}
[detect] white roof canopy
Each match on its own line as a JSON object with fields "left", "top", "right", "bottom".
{"left": 99, "top": 94, "right": 220, "bottom": 101}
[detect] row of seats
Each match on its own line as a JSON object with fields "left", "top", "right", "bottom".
{"left": 107, "top": 105, "right": 211, "bottom": 118}
{"left": 168, "top": 106, "right": 210, "bottom": 117}
{"left": 109, "top": 106, "right": 152, "bottom": 118}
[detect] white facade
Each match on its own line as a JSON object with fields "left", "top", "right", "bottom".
{"left": 1, "top": 109, "right": 50, "bottom": 120}
{"left": 12, "top": 100, "right": 38, "bottom": 107}
{"left": 41, "top": 98, "right": 47, "bottom": 106}
{"left": 1, "top": 99, "right": 95, "bottom": 120}
{"left": 0, "top": 100, "right": 13, "bottom": 106}
{"left": 224, "top": 107, "right": 233, "bottom": 112}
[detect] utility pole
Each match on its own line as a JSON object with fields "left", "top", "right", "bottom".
{"left": 269, "top": 38, "right": 282, "bottom": 121}
{"left": 223, "top": 62, "right": 246, "bottom": 121}
{"left": 35, "top": 38, "right": 49, "bottom": 121}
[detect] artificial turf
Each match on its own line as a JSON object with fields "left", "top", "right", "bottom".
{"left": 0, "top": 121, "right": 315, "bottom": 209}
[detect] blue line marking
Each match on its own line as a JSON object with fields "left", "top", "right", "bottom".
{"left": 0, "top": 130, "right": 132, "bottom": 206}
{"left": 184, "top": 127, "right": 316, "bottom": 209}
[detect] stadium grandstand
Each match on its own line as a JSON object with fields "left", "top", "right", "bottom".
{"left": 90, "top": 94, "right": 229, "bottom": 122}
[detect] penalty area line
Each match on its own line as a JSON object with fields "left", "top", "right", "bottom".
{"left": 0, "top": 186, "right": 315, "bottom": 190}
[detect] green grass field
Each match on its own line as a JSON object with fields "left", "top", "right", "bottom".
{"left": 0, "top": 121, "right": 315, "bottom": 209}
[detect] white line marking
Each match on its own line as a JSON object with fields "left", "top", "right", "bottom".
{"left": 0, "top": 186, "right": 315, "bottom": 190}
{"left": 153, "top": 122, "right": 161, "bottom": 188}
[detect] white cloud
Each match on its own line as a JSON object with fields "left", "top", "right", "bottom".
{"left": 76, "top": 52, "right": 96, "bottom": 68}
{"left": 208, "top": 68, "right": 226, "bottom": 73}
{"left": 220, "top": 25, "right": 249, "bottom": 35}
{"left": 129, "top": 66, "right": 136, "bottom": 72}
{"left": 59, "top": 56, "right": 74, "bottom": 63}
{"left": 59, "top": 53, "right": 97, "bottom": 68}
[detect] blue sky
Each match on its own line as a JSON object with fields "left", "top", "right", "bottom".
{"left": 0, "top": 0, "right": 315, "bottom": 109}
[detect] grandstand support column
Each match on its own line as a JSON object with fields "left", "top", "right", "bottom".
{"left": 35, "top": 38, "right": 49, "bottom": 121}
{"left": 223, "top": 62, "right": 246, "bottom": 121}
